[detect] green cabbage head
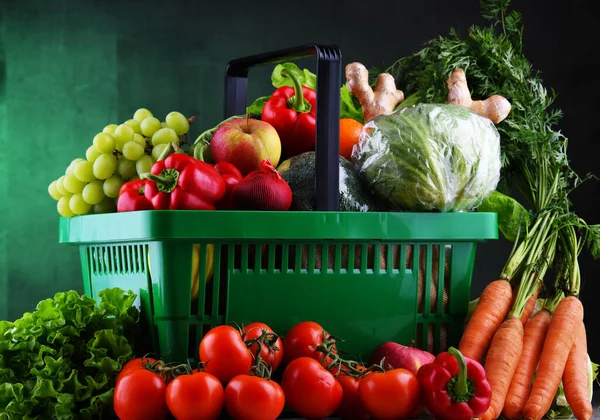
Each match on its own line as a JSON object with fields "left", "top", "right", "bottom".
{"left": 352, "top": 103, "right": 501, "bottom": 212}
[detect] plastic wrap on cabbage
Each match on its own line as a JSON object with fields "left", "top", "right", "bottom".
{"left": 352, "top": 103, "right": 501, "bottom": 212}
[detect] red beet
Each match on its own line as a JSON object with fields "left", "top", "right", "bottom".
{"left": 231, "top": 159, "right": 292, "bottom": 211}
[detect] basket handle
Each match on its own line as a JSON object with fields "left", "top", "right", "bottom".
{"left": 224, "top": 44, "right": 341, "bottom": 212}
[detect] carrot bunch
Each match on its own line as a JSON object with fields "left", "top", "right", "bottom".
{"left": 459, "top": 214, "right": 594, "bottom": 420}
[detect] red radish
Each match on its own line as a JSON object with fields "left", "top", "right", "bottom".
{"left": 368, "top": 341, "right": 435, "bottom": 376}
{"left": 231, "top": 159, "right": 292, "bottom": 211}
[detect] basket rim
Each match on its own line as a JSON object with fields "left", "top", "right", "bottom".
{"left": 58, "top": 210, "right": 498, "bottom": 244}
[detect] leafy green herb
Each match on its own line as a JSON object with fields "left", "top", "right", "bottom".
{"left": 584, "top": 224, "right": 600, "bottom": 260}
{"left": 478, "top": 190, "right": 531, "bottom": 242}
{"left": 376, "top": 0, "right": 588, "bottom": 211}
{"left": 0, "top": 288, "right": 139, "bottom": 419}
{"left": 374, "top": 0, "right": 599, "bottom": 301}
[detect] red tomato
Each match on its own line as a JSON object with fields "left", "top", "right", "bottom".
{"left": 283, "top": 321, "right": 334, "bottom": 365}
{"left": 242, "top": 322, "right": 284, "bottom": 371}
{"left": 225, "top": 374, "right": 285, "bottom": 420}
{"left": 118, "top": 357, "right": 158, "bottom": 379}
{"left": 358, "top": 368, "right": 420, "bottom": 420}
{"left": 114, "top": 368, "right": 168, "bottom": 420}
{"left": 281, "top": 357, "right": 343, "bottom": 419}
{"left": 199, "top": 325, "right": 253, "bottom": 382}
{"left": 165, "top": 371, "right": 224, "bottom": 420}
{"left": 335, "top": 374, "right": 370, "bottom": 420}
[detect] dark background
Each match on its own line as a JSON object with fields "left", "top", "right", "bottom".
{"left": 1, "top": 0, "right": 598, "bottom": 361}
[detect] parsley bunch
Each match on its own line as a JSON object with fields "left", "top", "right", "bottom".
{"left": 375, "top": 0, "right": 579, "bottom": 208}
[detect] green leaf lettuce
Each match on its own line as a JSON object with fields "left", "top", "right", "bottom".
{"left": 0, "top": 288, "right": 139, "bottom": 419}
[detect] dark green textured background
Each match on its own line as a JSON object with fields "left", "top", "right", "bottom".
{"left": 1, "top": 0, "right": 598, "bottom": 360}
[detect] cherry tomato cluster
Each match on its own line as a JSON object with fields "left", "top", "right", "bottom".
{"left": 113, "top": 321, "right": 423, "bottom": 420}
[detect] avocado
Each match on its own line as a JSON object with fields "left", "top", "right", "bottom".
{"left": 277, "top": 152, "right": 377, "bottom": 212}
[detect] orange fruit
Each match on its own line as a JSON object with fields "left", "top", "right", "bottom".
{"left": 339, "top": 118, "right": 364, "bottom": 160}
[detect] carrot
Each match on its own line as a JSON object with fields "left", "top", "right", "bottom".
{"left": 520, "top": 284, "right": 541, "bottom": 324}
{"left": 523, "top": 296, "right": 584, "bottom": 420}
{"left": 480, "top": 317, "right": 524, "bottom": 420}
{"left": 502, "top": 309, "right": 551, "bottom": 420}
{"left": 458, "top": 279, "right": 512, "bottom": 362}
{"left": 563, "top": 321, "right": 592, "bottom": 420}
{"left": 509, "top": 283, "right": 541, "bottom": 325}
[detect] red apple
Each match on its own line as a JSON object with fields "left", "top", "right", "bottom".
{"left": 368, "top": 341, "right": 435, "bottom": 376}
{"left": 210, "top": 118, "right": 281, "bottom": 176}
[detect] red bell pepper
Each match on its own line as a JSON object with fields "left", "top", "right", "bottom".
{"left": 213, "top": 161, "right": 243, "bottom": 209}
{"left": 261, "top": 69, "right": 317, "bottom": 158}
{"left": 416, "top": 347, "right": 492, "bottom": 420}
{"left": 142, "top": 154, "right": 226, "bottom": 210}
{"left": 117, "top": 179, "right": 154, "bottom": 212}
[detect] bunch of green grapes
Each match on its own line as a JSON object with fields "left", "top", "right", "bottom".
{"left": 48, "top": 108, "right": 192, "bottom": 217}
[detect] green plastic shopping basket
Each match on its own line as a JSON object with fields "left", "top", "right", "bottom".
{"left": 58, "top": 44, "right": 498, "bottom": 363}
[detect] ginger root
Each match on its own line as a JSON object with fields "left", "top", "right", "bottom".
{"left": 446, "top": 68, "right": 511, "bottom": 124}
{"left": 346, "top": 62, "right": 404, "bottom": 122}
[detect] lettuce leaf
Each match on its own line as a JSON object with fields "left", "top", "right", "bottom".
{"left": 340, "top": 84, "right": 364, "bottom": 123}
{"left": 0, "top": 288, "right": 139, "bottom": 419}
{"left": 478, "top": 190, "right": 531, "bottom": 242}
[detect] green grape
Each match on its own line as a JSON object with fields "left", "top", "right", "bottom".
{"left": 140, "top": 117, "right": 162, "bottom": 137}
{"left": 151, "top": 144, "right": 169, "bottom": 161}
{"left": 56, "top": 176, "right": 69, "bottom": 195}
{"left": 133, "top": 133, "right": 146, "bottom": 147}
{"left": 115, "top": 139, "right": 126, "bottom": 152}
{"left": 166, "top": 112, "right": 190, "bottom": 136}
{"left": 70, "top": 193, "right": 92, "bottom": 215}
{"left": 103, "top": 124, "right": 118, "bottom": 135}
{"left": 86, "top": 145, "right": 102, "bottom": 163}
{"left": 136, "top": 155, "right": 155, "bottom": 176}
{"left": 57, "top": 196, "right": 75, "bottom": 218}
{"left": 93, "top": 153, "right": 117, "bottom": 180}
{"left": 122, "top": 142, "right": 145, "bottom": 161}
{"left": 114, "top": 124, "right": 135, "bottom": 145}
{"left": 125, "top": 119, "right": 141, "bottom": 134}
{"left": 151, "top": 127, "right": 179, "bottom": 146}
{"left": 63, "top": 174, "right": 86, "bottom": 194}
{"left": 66, "top": 158, "right": 85, "bottom": 175}
{"left": 93, "top": 197, "right": 117, "bottom": 214}
{"left": 161, "top": 122, "right": 168, "bottom": 128}
{"left": 133, "top": 108, "right": 153, "bottom": 123}
{"left": 103, "top": 175, "right": 125, "bottom": 198}
{"left": 93, "top": 132, "right": 116, "bottom": 153}
{"left": 48, "top": 180, "right": 62, "bottom": 200}
{"left": 74, "top": 160, "right": 96, "bottom": 182}
{"left": 117, "top": 157, "right": 137, "bottom": 180}
{"left": 82, "top": 180, "right": 105, "bottom": 205}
